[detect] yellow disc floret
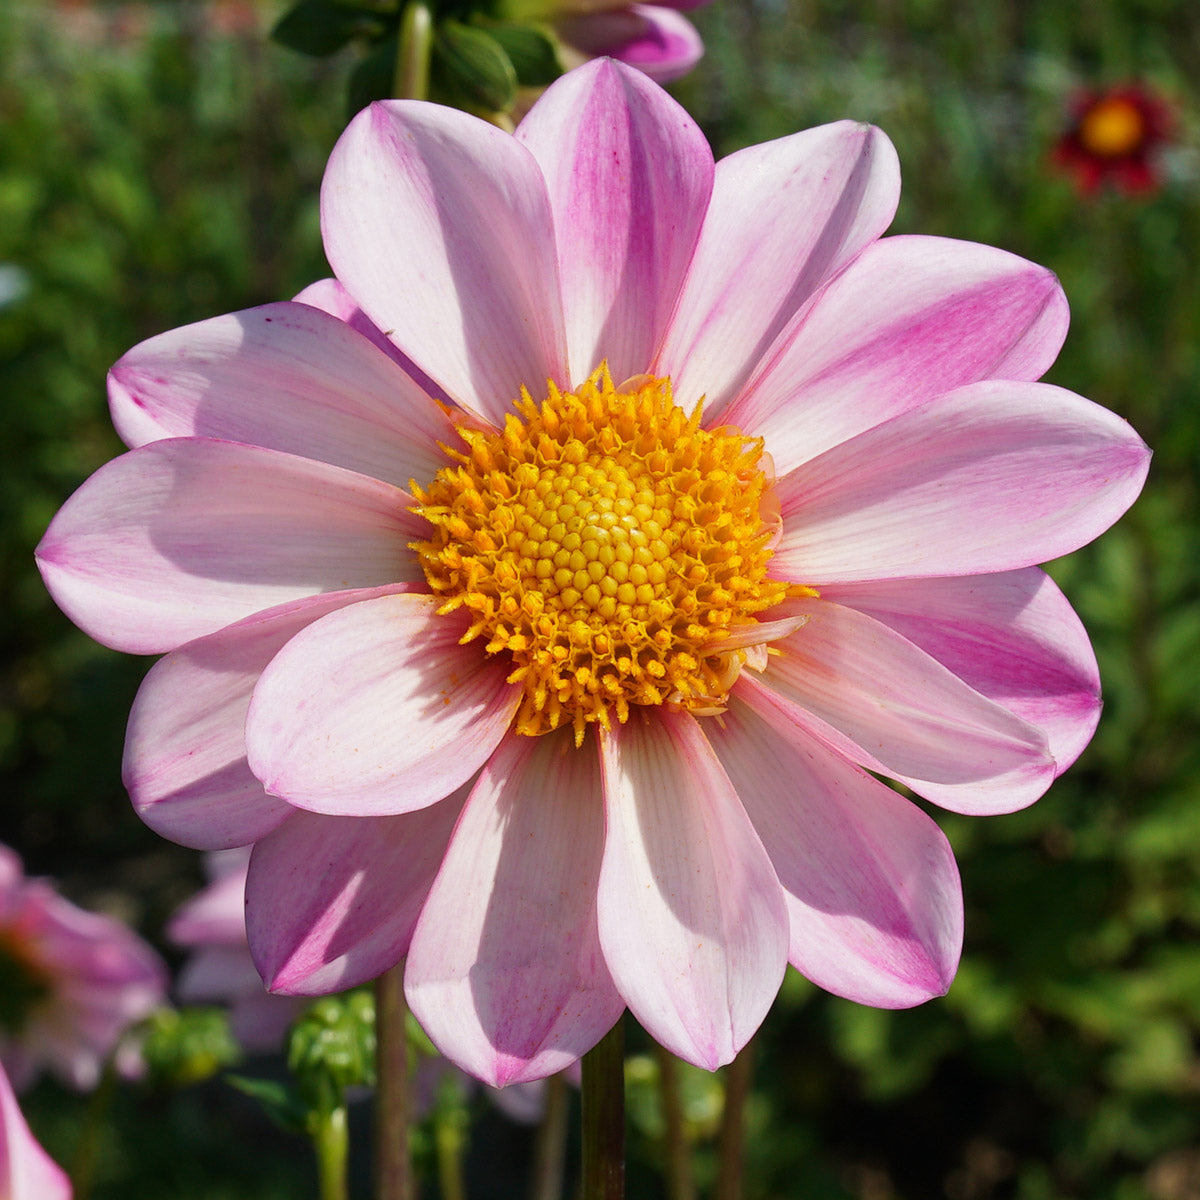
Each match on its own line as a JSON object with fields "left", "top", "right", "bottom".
{"left": 410, "top": 366, "right": 790, "bottom": 744}
{"left": 1079, "top": 96, "right": 1146, "bottom": 158}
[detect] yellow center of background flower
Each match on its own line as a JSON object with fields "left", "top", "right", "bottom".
{"left": 412, "top": 367, "right": 789, "bottom": 743}
{"left": 1078, "top": 96, "right": 1146, "bottom": 158}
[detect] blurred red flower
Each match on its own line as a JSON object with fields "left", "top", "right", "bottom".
{"left": 1052, "top": 84, "right": 1173, "bottom": 195}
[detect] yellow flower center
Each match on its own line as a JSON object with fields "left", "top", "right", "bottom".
{"left": 411, "top": 367, "right": 790, "bottom": 744}
{"left": 1079, "top": 96, "right": 1146, "bottom": 158}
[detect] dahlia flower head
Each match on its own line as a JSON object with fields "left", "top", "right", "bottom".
{"left": 37, "top": 60, "right": 1149, "bottom": 1086}
{"left": 0, "top": 1060, "right": 71, "bottom": 1200}
{"left": 1052, "top": 83, "right": 1173, "bottom": 195}
{"left": 0, "top": 845, "right": 167, "bottom": 1092}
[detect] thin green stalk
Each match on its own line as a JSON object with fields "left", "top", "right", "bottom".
{"left": 393, "top": 1, "right": 433, "bottom": 100}
{"left": 715, "top": 1034, "right": 757, "bottom": 1200}
{"left": 375, "top": 963, "right": 413, "bottom": 1200}
{"left": 68, "top": 1058, "right": 117, "bottom": 1200}
{"left": 434, "top": 1103, "right": 468, "bottom": 1200}
{"left": 530, "top": 1072, "right": 569, "bottom": 1200}
{"left": 313, "top": 1105, "right": 350, "bottom": 1200}
{"left": 581, "top": 1017, "right": 625, "bottom": 1200}
{"left": 654, "top": 1044, "right": 695, "bottom": 1200}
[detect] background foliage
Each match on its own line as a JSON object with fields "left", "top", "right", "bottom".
{"left": 1, "top": 1, "right": 1198, "bottom": 1196}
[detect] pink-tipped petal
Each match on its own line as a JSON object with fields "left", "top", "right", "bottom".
{"left": 727, "top": 235, "right": 1071, "bottom": 473}
{"left": 751, "top": 597, "right": 1057, "bottom": 813}
{"left": 36, "top": 439, "right": 422, "bottom": 654}
{"left": 321, "top": 101, "right": 568, "bottom": 424}
{"left": 516, "top": 59, "right": 712, "bottom": 384}
{"left": 107, "top": 302, "right": 454, "bottom": 487}
{"left": 125, "top": 586, "right": 411, "bottom": 851}
{"left": 773, "top": 380, "right": 1152, "bottom": 584}
{"left": 597, "top": 711, "right": 788, "bottom": 1069}
{"left": 557, "top": 6, "right": 704, "bottom": 84}
{"left": 246, "top": 594, "right": 521, "bottom": 817}
{"left": 654, "top": 122, "right": 900, "bottom": 416}
{"left": 711, "top": 692, "right": 962, "bottom": 1006}
{"left": 823, "top": 569, "right": 1101, "bottom": 772}
{"left": 407, "top": 731, "right": 623, "bottom": 1087}
{"left": 292, "top": 278, "right": 449, "bottom": 400}
{"left": 0, "top": 1062, "right": 72, "bottom": 1200}
{"left": 246, "top": 798, "right": 464, "bottom": 995}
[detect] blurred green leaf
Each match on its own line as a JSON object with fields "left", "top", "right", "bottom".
{"left": 473, "top": 19, "right": 563, "bottom": 87}
{"left": 272, "top": 0, "right": 390, "bottom": 57}
{"left": 432, "top": 20, "right": 517, "bottom": 114}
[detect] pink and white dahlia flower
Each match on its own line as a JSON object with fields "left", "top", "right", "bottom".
{"left": 37, "top": 60, "right": 1149, "bottom": 1086}
{"left": 0, "top": 1060, "right": 71, "bottom": 1200}
{"left": 0, "top": 845, "right": 167, "bottom": 1091}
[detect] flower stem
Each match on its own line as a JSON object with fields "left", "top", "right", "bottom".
{"left": 375, "top": 963, "right": 413, "bottom": 1200}
{"left": 715, "top": 1033, "right": 757, "bottom": 1200}
{"left": 529, "top": 1072, "right": 569, "bottom": 1200}
{"left": 654, "top": 1043, "right": 695, "bottom": 1200}
{"left": 434, "top": 1102, "right": 467, "bottom": 1200}
{"left": 312, "top": 1105, "right": 350, "bottom": 1200}
{"left": 581, "top": 1017, "right": 625, "bottom": 1200}
{"left": 393, "top": 0, "right": 433, "bottom": 101}
{"left": 68, "top": 1058, "right": 116, "bottom": 1200}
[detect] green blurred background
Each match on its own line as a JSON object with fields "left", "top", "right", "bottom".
{"left": 1, "top": 0, "right": 1198, "bottom": 1196}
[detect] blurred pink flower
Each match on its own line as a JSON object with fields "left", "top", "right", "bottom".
{"left": 39, "top": 60, "right": 1149, "bottom": 1085}
{"left": 0, "top": 1060, "right": 71, "bottom": 1200}
{"left": 0, "top": 845, "right": 167, "bottom": 1092}
{"left": 167, "top": 849, "right": 304, "bottom": 1054}
{"left": 169, "top": 851, "right": 566, "bottom": 1118}
{"left": 549, "top": 0, "right": 707, "bottom": 83}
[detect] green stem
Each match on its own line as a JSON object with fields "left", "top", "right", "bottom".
{"left": 68, "top": 1058, "right": 117, "bottom": 1200}
{"left": 312, "top": 1105, "right": 350, "bottom": 1200}
{"left": 393, "top": 1, "right": 433, "bottom": 101}
{"left": 715, "top": 1034, "right": 757, "bottom": 1200}
{"left": 434, "top": 1103, "right": 468, "bottom": 1200}
{"left": 375, "top": 963, "right": 413, "bottom": 1200}
{"left": 654, "top": 1044, "right": 695, "bottom": 1200}
{"left": 581, "top": 1017, "right": 625, "bottom": 1200}
{"left": 529, "top": 1072, "right": 569, "bottom": 1200}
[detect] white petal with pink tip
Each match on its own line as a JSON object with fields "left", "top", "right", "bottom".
{"left": 753, "top": 598, "right": 1056, "bottom": 812}
{"left": 823, "top": 570, "right": 1100, "bottom": 772}
{"left": 712, "top": 691, "right": 962, "bottom": 1007}
{"left": 321, "top": 100, "right": 568, "bottom": 424}
{"left": 107, "top": 301, "right": 454, "bottom": 487}
{"left": 773, "top": 381, "right": 1151, "bottom": 584}
{"left": 407, "top": 731, "right": 624, "bottom": 1086}
{"left": 516, "top": 58, "right": 712, "bottom": 384}
{"left": 597, "top": 711, "right": 788, "bottom": 1069}
{"left": 727, "top": 235, "right": 1071, "bottom": 474}
{"left": 247, "top": 800, "right": 464, "bottom": 995}
{"left": 35, "top": 439, "right": 422, "bottom": 655}
{"left": 125, "top": 586, "right": 412, "bottom": 851}
{"left": 654, "top": 121, "right": 900, "bottom": 415}
{"left": 246, "top": 594, "right": 522, "bottom": 817}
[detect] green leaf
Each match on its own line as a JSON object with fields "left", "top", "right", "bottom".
{"left": 433, "top": 20, "right": 518, "bottom": 114}
{"left": 347, "top": 35, "right": 401, "bottom": 113}
{"left": 227, "top": 1075, "right": 308, "bottom": 1135}
{"left": 272, "top": 0, "right": 390, "bottom": 57}
{"left": 473, "top": 19, "right": 563, "bottom": 87}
